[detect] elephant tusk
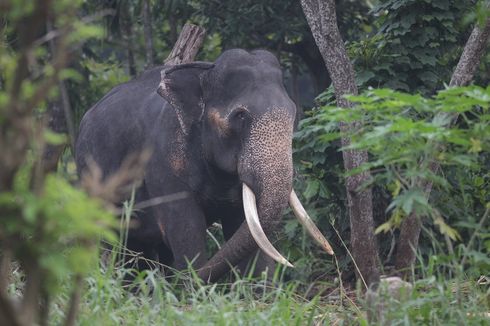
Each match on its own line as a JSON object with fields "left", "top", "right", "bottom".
{"left": 289, "top": 190, "right": 334, "bottom": 255}
{"left": 242, "top": 183, "right": 293, "bottom": 268}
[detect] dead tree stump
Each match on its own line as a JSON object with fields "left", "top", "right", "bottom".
{"left": 164, "top": 23, "right": 206, "bottom": 65}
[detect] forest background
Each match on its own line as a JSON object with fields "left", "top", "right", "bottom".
{"left": 0, "top": 0, "right": 489, "bottom": 325}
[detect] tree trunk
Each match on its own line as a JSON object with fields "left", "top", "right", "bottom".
{"left": 120, "top": 1, "right": 136, "bottom": 77}
{"left": 142, "top": 0, "right": 154, "bottom": 68}
{"left": 300, "top": 0, "right": 380, "bottom": 288}
{"left": 42, "top": 20, "right": 75, "bottom": 174}
{"left": 169, "top": 15, "right": 178, "bottom": 46}
{"left": 0, "top": 0, "right": 51, "bottom": 190}
{"left": 291, "top": 61, "right": 304, "bottom": 123}
{"left": 164, "top": 24, "right": 206, "bottom": 65}
{"left": 395, "top": 17, "right": 490, "bottom": 275}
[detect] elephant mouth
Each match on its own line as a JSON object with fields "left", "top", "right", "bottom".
{"left": 241, "top": 183, "right": 334, "bottom": 267}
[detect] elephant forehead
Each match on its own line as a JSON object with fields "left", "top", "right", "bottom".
{"left": 218, "top": 66, "right": 282, "bottom": 88}
{"left": 204, "top": 64, "right": 283, "bottom": 102}
{"left": 215, "top": 49, "right": 280, "bottom": 67}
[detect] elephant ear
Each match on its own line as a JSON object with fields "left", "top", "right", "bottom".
{"left": 157, "top": 62, "right": 214, "bottom": 135}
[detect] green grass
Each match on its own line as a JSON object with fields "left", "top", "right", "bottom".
{"left": 37, "top": 197, "right": 490, "bottom": 325}
{"left": 8, "top": 196, "right": 484, "bottom": 325}
{"left": 6, "top": 239, "right": 487, "bottom": 325}
{"left": 21, "top": 248, "right": 482, "bottom": 326}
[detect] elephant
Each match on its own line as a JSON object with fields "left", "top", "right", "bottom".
{"left": 75, "top": 49, "right": 333, "bottom": 282}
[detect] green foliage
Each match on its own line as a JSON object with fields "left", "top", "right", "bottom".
{"left": 363, "top": 275, "right": 489, "bottom": 325}
{"left": 286, "top": 117, "right": 348, "bottom": 281}
{"left": 16, "top": 247, "right": 486, "bottom": 325}
{"left": 70, "top": 58, "right": 130, "bottom": 125}
{"left": 67, "top": 267, "right": 341, "bottom": 325}
{"left": 299, "top": 86, "right": 489, "bottom": 260}
{"left": 190, "top": 0, "right": 372, "bottom": 49}
{"left": 349, "top": 0, "right": 473, "bottom": 94}
{"left": 190, "top": 0, "right": 307, "bottom": 49}
{"left": 1, "top": 171, "right": 116, "bottom": 290}
{"left": 0, "top": 0, "right": 117, "bottom": 324}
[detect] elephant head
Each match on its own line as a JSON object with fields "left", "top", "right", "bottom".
{"left": 157, "top": 49, "right": 333, "bottom": 281}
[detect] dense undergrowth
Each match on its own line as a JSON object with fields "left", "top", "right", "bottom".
{"left": 8, "top": 241, "right": 488, "bottom": 325}
{"left": 6, "top": 182, "right": 488, "bottom": 325}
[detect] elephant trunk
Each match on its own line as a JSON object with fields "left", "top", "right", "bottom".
{"left": 239, "top": 107, "right": 294, "bottom": 264}
{"left": 197, "top": 170, "right": 293, "bottom": 282}
{"left": 240, "top": 159, "right": 294, "bottom": 266}
{"left": 198, "top": 108, "right": 294, "bottom": 281}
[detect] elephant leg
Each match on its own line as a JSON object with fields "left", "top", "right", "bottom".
{"left": 144, "top": 155, "right": 209, "bottom": 272}
{"left": 220, "top": 209, "right": 276, "bottom": 279}
{"left": 151, "top": 196, "right": 208, "bottom": 271}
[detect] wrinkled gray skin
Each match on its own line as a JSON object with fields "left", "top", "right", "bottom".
{"left": 76, "top": 49, "right": 296, "bottom": 282}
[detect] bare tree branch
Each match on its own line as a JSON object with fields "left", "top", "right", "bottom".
{"left": 42, "top": 19, "right": 76, "bottom": 174}
{"left": 33, "top": 9, "right": 115, "bottom": 48}
{"left": 301, "top": 0, "right": 380, "bottom": 287}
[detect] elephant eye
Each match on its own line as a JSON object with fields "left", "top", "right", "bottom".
{"left": 236, "top": 111, "right": 246, "bottom": 120}
{"left": 230, "top": 106, "right": 249, "bottom": 122}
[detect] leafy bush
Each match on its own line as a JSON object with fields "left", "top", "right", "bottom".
{"left": 293, "top": 85, "right": 490, "bottom": 279}
{"left": 0, "top": 1, "right": 117, "bottom": 324}
{"left": 349, "top": 0, "right": 471, "bottom": 94}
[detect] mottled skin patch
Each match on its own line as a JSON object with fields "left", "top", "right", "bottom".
{"left": 241, "top": 108, "right": 294, "bottom": 218}
{"left": 208, "top": 109, "right": 230, "bottom": 136}
{"left": 169, "top": 129, "right": 186, "bottom": 175}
